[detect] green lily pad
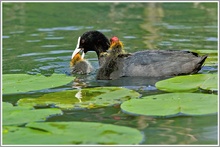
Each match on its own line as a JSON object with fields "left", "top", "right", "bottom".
{"left": 121, "top": 93, "right": 217, "bottom": 117}
{"left": 200, "top": 74, "right": 218, "bottom": 91}
{"left": 2, "top": 102, "right": 62, "bottom": 126}
{"left": 155, "top": 74, "right": 217, "bottom": 92}
{"left": 3, "top": 122, "right": 144, "bottom": 145}
{"left": 2, "top": 74, "right": 74, "bottom": 94}
{"left": 17, "top": 87, "right": 140, "bottom": 110}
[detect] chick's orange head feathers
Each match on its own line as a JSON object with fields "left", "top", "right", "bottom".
{"left": 70, "top": 53, "right": 82, "bottom": 66}
{"left": 110, "top": 36, "right": 123, "bottom": 48}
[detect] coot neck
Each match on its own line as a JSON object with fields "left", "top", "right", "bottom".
{"left": 93, "top": 45, "right": 109, "bottom": 66}
{"left": 94, "top": 44, "right": 109, "bottom": 58}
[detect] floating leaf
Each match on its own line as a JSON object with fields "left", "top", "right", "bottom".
{"left": 17, "top": 87, "right": 140, "bottom": 109}
{"left": 3, "top": 121, "right": 144, "bottom": 145}
{"left": 121, "top": 93, "right": 217, "bottom": 117}
{"left": 200, "top": 74, "right": 218, "bottom": 91}
{"left": 2, "top": 102, "right": 62, "bottom": 126}
{"left": 155, "top": 74, "right": 217, "bottom": 92}
{"left": 2, "top": 74, "right": 74, "bottom": 94}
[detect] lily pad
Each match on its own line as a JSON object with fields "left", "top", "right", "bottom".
{"left": 3, "top": 122, "right": 144, "bottom": 145}
{"left": 17, "top": 87, "right": 140, "bottom": 110}
{"left": 121, "top": 93, "right": 217, "bottom": 117}
{"left": 155, "top": 74, "right": 217, "bottom": 92}
{"left": 200, "top": 74, "right": 218, "bottom": 91}
{"left": 2, "top": 74, "right": 74, "bottom": 94}
{"left": 2, "top": 102, "right": 62, "bottom": 126}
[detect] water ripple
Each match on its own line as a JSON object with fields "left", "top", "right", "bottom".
{"left": 30, "top": 34, "right": 39, "bottom": 36}
{"left": 18, "top": 50, "right": 73, "bottom": 57}
{"left": 123, "top": 36, "right": 136, "bottom": 39}
{"left": 206, "top": 37, "right": 218, "bottom": 41}
{"left": 3, "top": 36, "right": 10, "bottom": 39}
{"left": 97, "top": 29, "right": 112, "bottom": 32}
{"left": 49, "top": 50, "right": 72, "bottom": 54}
{"left": 26, "top": 40, "right": 41, "bottom": 42}
{"left": 44, "top": 37, "right": 64, "bottom": 40}
{"left": 41, "top": 45, "right": 60, "bottom": 48}
{"left": 170, "top": 38, "right": 191, "bottom": 42}
{"left": 9, "top": 31, "right": 24, "bottom": 34}
{"left": 38, "top": 26, "right": 83, "bottom": 32}
{"left": 18, "top": 52, "right": 43, "bottom": 57}
{"left": 162, "top": 23, "right": 192, "bottom": 29}
{"left": 35, "top": 57, "right": 59, "bottom": 62}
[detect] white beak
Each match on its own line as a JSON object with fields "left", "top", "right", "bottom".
{"left": 81, "top": 52, "right": 85, "bottom": 59}
{"left": 71, "top": 48, "right": 82, "bottom": 59}
{"left": 71, "top": 37, "right": 84, "bottom": 59}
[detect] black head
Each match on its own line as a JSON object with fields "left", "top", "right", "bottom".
{"left": 79, "top": 31, "right": 110, "bottom": 57}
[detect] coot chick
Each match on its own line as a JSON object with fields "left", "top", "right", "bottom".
{"left": 97, "top": 36, "right": 131, "bottom": 79}
{"left": 108, "top": 36, "right": 126, "bottom": 55}
{"left": 71, "top": 30, "right": 208, "bottom": 80}
{"left": 70, "top": 52, "right": 93, "bottom": 74}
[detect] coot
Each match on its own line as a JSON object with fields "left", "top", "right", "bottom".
{"left": 71, "top": 30, "right": 208, "bottom": 80}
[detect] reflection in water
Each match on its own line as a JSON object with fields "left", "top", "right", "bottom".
{"left": 69, "top": 74, "right": 166, "bottom": 97}
{"left": 3, "top": 3, "right": 26, "bottom": 32}
{"left": 75, "top": 88, "right": 82, "bottom": 103}
{"left": 72, "top": 78, "right": 88, "bottom": 102}
{"left": 193, "top": 2, "right": 217, "bottom": 18}
{"left": 136, "top": 116, "right": 154, "bottom": 130}
{"left": 141, "top": 3, "right": 164, "bottom": 49}
{"left": 141, "top": 115, "right": 217, "bottom": 144}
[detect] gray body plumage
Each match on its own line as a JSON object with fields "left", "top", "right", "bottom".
{"left": 97, "top": 50, "right": 208, "bottom": 80}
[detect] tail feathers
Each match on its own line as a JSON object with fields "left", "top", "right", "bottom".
{"left": 191, "top": 54, "right": 208, "bottom": 74}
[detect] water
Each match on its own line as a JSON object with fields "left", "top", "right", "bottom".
{"left": 2, "top": 2, "right": 218, "bottom": 145}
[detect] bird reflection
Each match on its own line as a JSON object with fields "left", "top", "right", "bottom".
{"left": 72, "top": 78, "right": 88, "bottom": 103}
